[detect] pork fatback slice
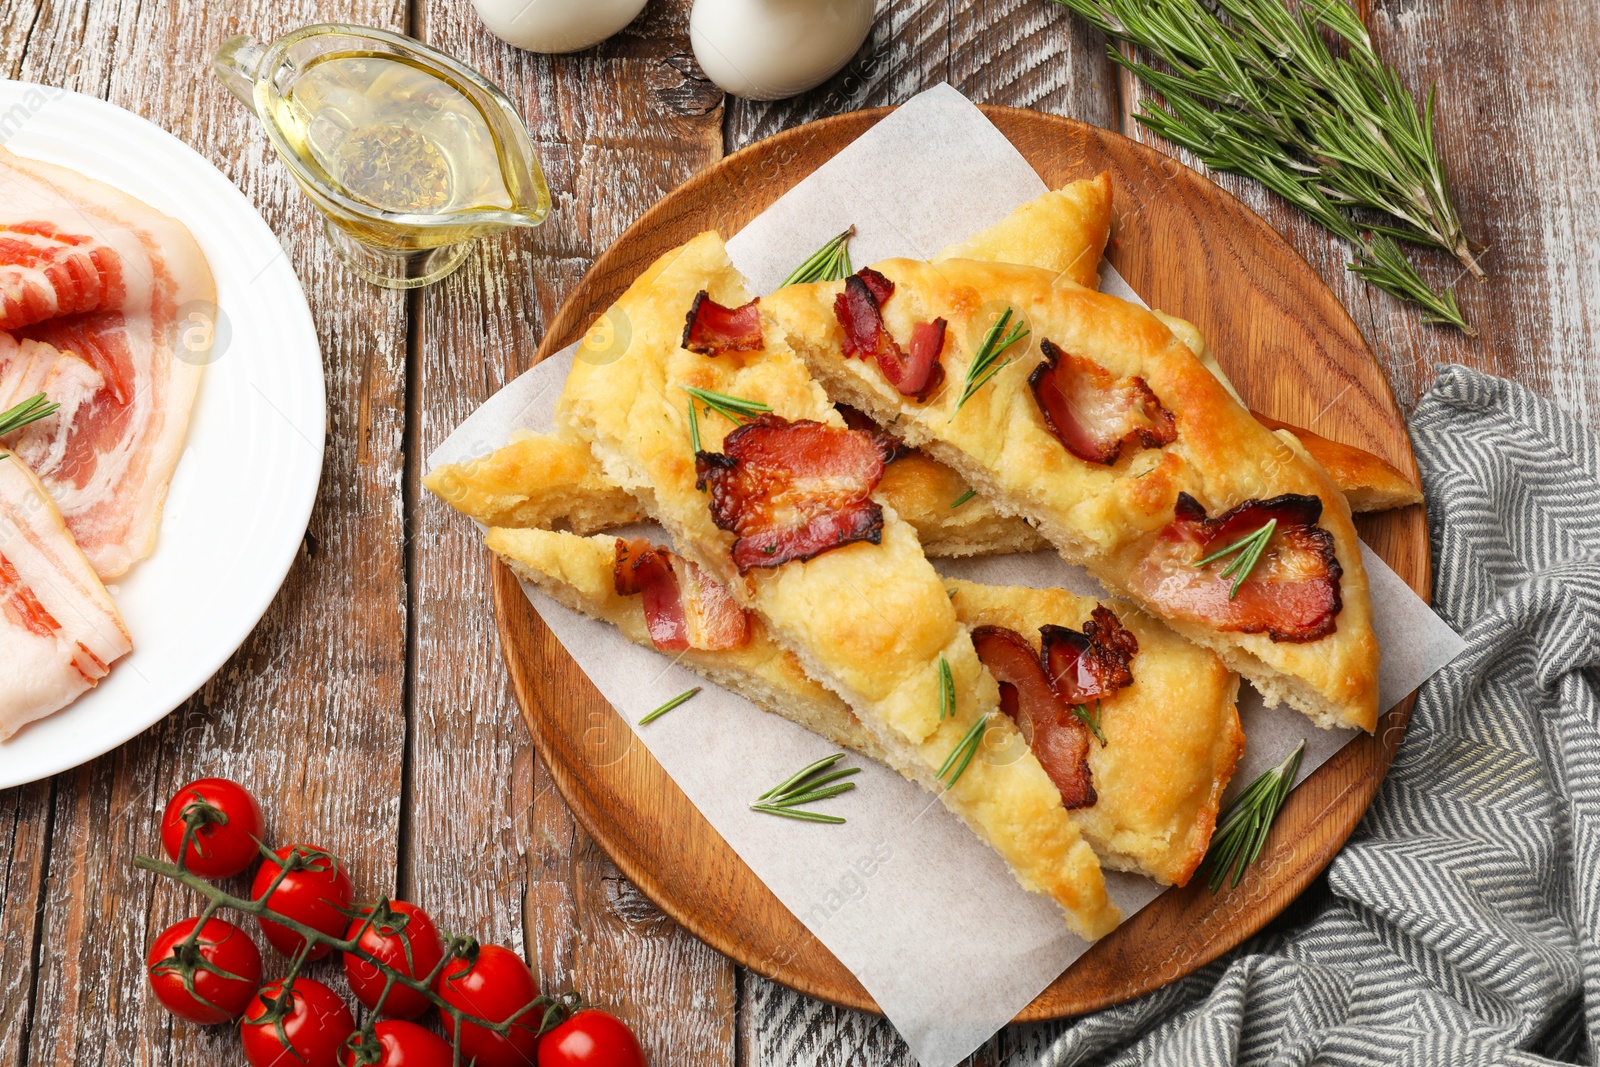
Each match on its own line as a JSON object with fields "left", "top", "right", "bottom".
{"left": 0, "top": 451, "right": 131, "bottom": 740}
{"left": 0, "top": 147, "right": 211, "bottom": 577}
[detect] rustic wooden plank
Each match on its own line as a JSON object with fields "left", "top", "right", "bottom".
{"left": 407, "top": 2, "right": 735, "bottom": 1064}
{"left": 948, "top": 0, "right": 1120, "bottom": 127}
{"left": 9, "top": 1, "right": 412, "bottom": 1063}
{"left": 0, "top": 780, "right": 51, "bottom": 1067}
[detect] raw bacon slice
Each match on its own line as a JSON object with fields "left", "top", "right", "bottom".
{"left": 0, "top": 452, "right": 131, "bottom": 741}
{"left": 1132, "top": 493, "right": 1343, "bottom": 642}
{"left": 695, "top": 414, "right": 893, "bottom": 573}
{"left": 614, "top": 538, "right": 689, "bottom": 651}
{"left": 973, "top": 625, "right": 1096, "bottom": 809}
{"left": 832, "top": 269, "right": 944, "bottom": 400}
{"left": 681, "top": 292, "right": 763, "bottom": 356}
{"left": 613, "top": 538, "right": 751, "bottom": 651}
{"left": 0, "top": 220, "right": 124, "bottom": 331}
{"left": 0, "top": 147, "right": 212, "bottom": 578}
{"left": 1041, "top": 606, "right": 1138, "bottom": 704}
{"left": 1029, "top": 339, "right": 1176, "bottom": 464}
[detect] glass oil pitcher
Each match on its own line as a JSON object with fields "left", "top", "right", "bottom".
{"left": 214, "top": 24, "right": 549, "bottom": 289}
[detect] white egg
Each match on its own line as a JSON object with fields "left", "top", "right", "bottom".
{"left": 470, "top": 0, "right": 648, "bottom": 54}
{"left": 691, "top": 0, "right": 876, "bottom": 101}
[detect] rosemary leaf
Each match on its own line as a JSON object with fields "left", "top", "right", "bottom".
{"left": 0, "top": 392, "right": 60, "bottom": 460}
{"left": 758, "top": 753, "right": 844, "bottom": 801}
{"left": 770, "top": 782, "right": 857, "bottom": 807}
{"left": 750, "top": 804, "right": 847, "bottom": 825}
{"left": 639, "top": 687, "right": 701, "bottom": 725}
{"left": 1048, "top": 0, "right": 1476, "bottom": 330}
{"left": 955, "top": 309, "right": 1029, "bottom": 411}
{"left": 949, "top": 488, "right": 977, "bottom": 509}
{"left": 1194, "top": 519, "right": 1276, "bottom": 599}
{"left": 937, "top": 716, "right": 988, "bottom": 788}
{"left": 782, "top": 226, "right": 856, "bottom": 286}
{"left": 1205, "top": 739, "right": 1306, "bottom": 891}
{"left": 681, "top": 386, "right": 773, "bottom": 428}
{"left": 938, "top": 654, "right": 956, "bottom": 720}
{"left": 1072, "top": 702, "right": 1106, "bottom": 746}
{"left": 687, "top": 398, "right": 702, "bottom": 452}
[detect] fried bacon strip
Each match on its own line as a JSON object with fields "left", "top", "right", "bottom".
{"left": 1133, "top": 493, "right": 1343, "bottom": 642}
{"left": 695, "top": 414, "right": 893, "bottom": 573}
{"left": 973, "top": 626, "right": 1097, "bottom": 809}
{"left": 1029, "top": 339, "right": 1176, "bottom": 464}
{"left": 1041, "top": 606, "right": 1139, "bottom": 704}
{"left": 614, "top": 538, "right": 689, "bottom": 650}
{"left": 613, "top": 538, "right": 752, "bottom": 651}
{"left": 832, "top": 268, "right": 945, "bottom": 400}
{"left": 681, "top": 291, "right": 763, "bottom": 356}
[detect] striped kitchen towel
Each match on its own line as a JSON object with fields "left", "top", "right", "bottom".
{"left": 1019, "top": 366, "right": 1599, "bottom": 1066}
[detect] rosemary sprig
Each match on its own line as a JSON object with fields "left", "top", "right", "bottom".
{"left": 938, "top": 654, "right": 956, "bottom": 720}
{"left": 1205, "top": 739, "right": 1306, "bottom": 891}
{"left": 639, "top": 686, "right": 701, "bottom": 725}
{"left": 937, "top": 715, "right": 988, "bottom": 789}
{"left": 1072, "top": 702, "right": 1106, "bottom": 745}
{"left": 682, "top": 386, "right": 773, "bottom": 430}
{"left": 0, "top": 392, "right": 60, "bottom": 459}
{"left": 1193, "top": 518, "right": 1276, "bottom": 599}
{"left": 949, "top": 488, "right": 977, "bottom": 509}
{"left": 955, "top": 309, "right": 1029, "bottom": 410}
{"left": 1049, "top": 0, "right": 1477, "bottom": 331}
{"left": 782, "top": 226, "right": 855, "bottom": 286}
{"left": 753, "top": 753, "right": 859, "bottom": 824}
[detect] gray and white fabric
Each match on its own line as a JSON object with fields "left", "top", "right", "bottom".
{"left": 1025, "top": 365, "right": 1599, "bottom": 1066}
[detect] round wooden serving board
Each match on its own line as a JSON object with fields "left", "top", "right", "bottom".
{"left": 491, "top": 106, "right": 1430, "bottom": 1020}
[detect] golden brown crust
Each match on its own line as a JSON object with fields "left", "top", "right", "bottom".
{"left": 1252, "top": 413, "right": 1423, "bottom": 513}
{"left": 553, "top": 231, "right": 1119, "bottom": 938}
{"left": 423, "top": 431, "right": 645, "bottom": 532}
{"left": 936, "top": 174, "right": 1113, "bottom": 289}
{"left": 764, "top": 257, "right": 1381, "bottom": 732}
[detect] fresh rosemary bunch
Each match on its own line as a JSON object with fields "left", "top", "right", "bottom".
{"left": 1050, "top": 0, "right": 1477, "bottom": 332}
{"left": 1204, "top": 738, "right": 1305, "bottom": 890}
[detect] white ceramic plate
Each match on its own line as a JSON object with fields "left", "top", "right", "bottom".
{"left": 0, "top": 83, "right": 325, "bottom": 787}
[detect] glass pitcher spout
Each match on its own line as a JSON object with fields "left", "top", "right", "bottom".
{"left": 213, "top": 24, "right": 550, "bottom": 288}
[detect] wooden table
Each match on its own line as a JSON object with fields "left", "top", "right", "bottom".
{"left": 1, "top": 2, "right": 1594, "bottom": 1063}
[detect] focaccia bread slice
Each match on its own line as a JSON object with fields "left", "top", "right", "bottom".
{"left": 763, "top": 257, "right": 1381, "bottom": 731}
{"left": 554, "top": 231, "right": 1118, "bottom": 938}
{"left": 491, "top": 527, "right": 1241, "bottom": 886}
{"left": 936, "top": 173, "right": 1112, "bottom": 289}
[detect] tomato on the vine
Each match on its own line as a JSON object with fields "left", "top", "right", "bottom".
{"left": 433, "top": 944, "right": 543, "bottom": 1066}
{"left": 241, "top": 977, "right": 356, "bottom": 1067}
{"left": 160, "top": 778, "right": 265, "bottom": 879}
{"left": 145, "top": 917, "right": 262, "bottom": 1024}
{"left": 537, "top": 1010, "right": 647, "bottom": 1067}
{"left": 250, "top": 844, "right": 353, "bottom": 960}
{"left": 344, "top": 900, "right": 445, "bottom": 1019}
{"left": 339, "top": 1020, "right": 454, "bottom": 1067}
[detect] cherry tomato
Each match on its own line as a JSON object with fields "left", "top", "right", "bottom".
{"left": 250, "top": 844, "right": 353, "bottom": 960}
{"left": 241, "top": 977, "right": 356, "bottom": 1067}
{"left": 160, "top": 778, "right": 265, "bottom": 879}
{"left": 433, "top": 944, "right": 542, "bottom": 1066}
{"left": 344, "top": 900, "right": 444, "bottom": 1019}
{"left": 145, "top": 917, "right": 263, "bottom": 1024}
{"left": 537, "top": 1010, "right": 647, "bottom": 1067}
{"left": 339, "top": 1020, "right": 454, "bottom": 1067}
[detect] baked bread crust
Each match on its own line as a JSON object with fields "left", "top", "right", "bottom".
{"left": 936, "top": 173, "right": 1112, "bottom": 289}
{"left": 553, "top": 231, "right": 1119, "bottom": 938}
{"left": 764, "top": 257, "right": 1381, "bottom": 731}
{"left": 491, "top": 528, "right": 1241, "bottom": 887}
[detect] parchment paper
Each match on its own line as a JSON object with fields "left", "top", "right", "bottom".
{"left": 429, "top": 85, "right": 1466, "bottom": 1066}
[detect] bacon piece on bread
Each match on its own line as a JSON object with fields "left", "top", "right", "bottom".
{"left": 1041, "top": 606, "right": 1138, "bottom": 704}
{"left": 1029, "top": 339, "right": 1176, "bottom": 465}
{"left": 833, "top": 269, "right": 944, "bottom": 400}
{"left": 1134, "top": 493, "right": 1343, "bottom": 643}
{"left": 613, "top": 538, "right": 689, "bottom": 650}
{"left": 695, "top": 415, "right": 893, "bottom": 573}
{"left": 681, "top": 291, "right": 763, "bottom": 356}
{"left": 973, "top": 625, "right": 1097, "bottom": 810}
